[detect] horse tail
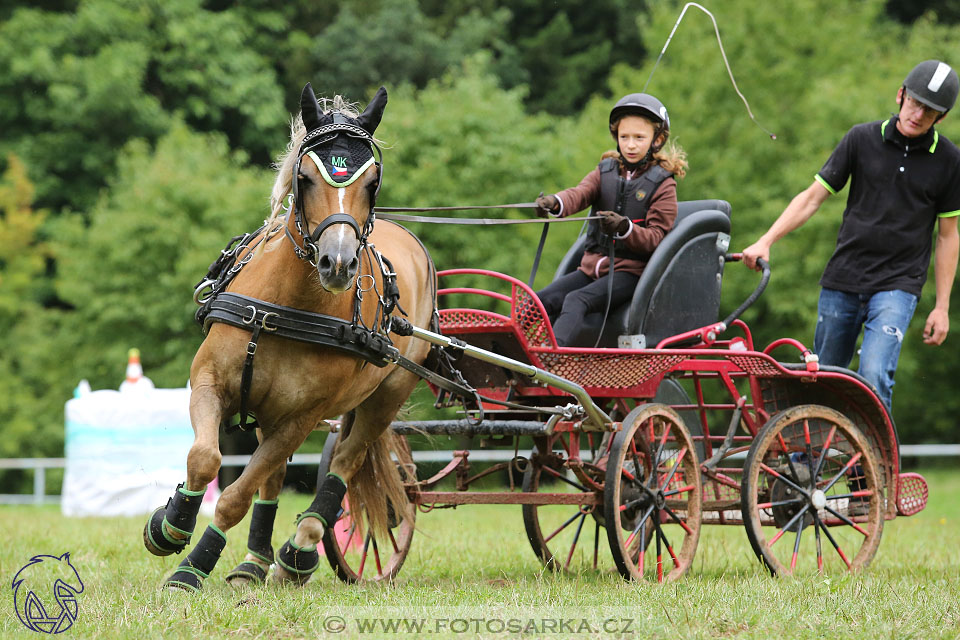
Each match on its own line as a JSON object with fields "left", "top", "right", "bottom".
{"left": 345, "top": 427, "right": 414, "bottom": 541}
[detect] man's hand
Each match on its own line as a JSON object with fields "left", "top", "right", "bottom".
{"left": 742, "top": 240, "right": 771, "bottom": 271}
{"left": 597, "top": 210, "right": 629, "bottom": 236}
{"left": 923, "top": 308, "right": 949, "bottom": 345}
{"left": 535, "top": 193, "right": 559, "bottom": 218}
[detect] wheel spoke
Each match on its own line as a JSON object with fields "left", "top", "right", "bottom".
{"left": 757, "top": 497, "right": 805, "bottom": 509}
{"left": 790, "top": 518, "right": 804, "bottom": 571}
{"left": 541, "top": 464, "right": 589, "bottom": 492}
{"left": 662, "top": 505, "right": 694, "bottom": 535}
{"left": 356, "top": 533, "right": 372, "bottom": 580}
{"left": 813, "top": 426, "right": 837, "bottom": 479}
{"left": 759, "top": 463, "right": 809, "bottom": 496}
{"left": 823, "top": 504, "right": 869, "bottom": 536}
{"left": 345, "top": 522, "right": 357, "bottom": 551}
{"left": 769, "top": 504, "right": 810, "bottom": 546}
{"left": 813, "top": 512, "right": 852, "bottom": 569}
{"left": 655, "top": 520, "right": 664, "bottom": 582}
{"left": 620, "top": 496, "right": 648, "bottom": 512}
{"left": 624, "top": 504, "right": 656, "bottom": 550}
{"left": 563, "top": 513, "right": 588, "bottom": 571}
{"left": 821, "top": 451, "right": 864, "bottom": 493}
{"left": 776, "top": 432, "right": 803, "bottom": 484}
{"left": 648, "top": 418, "right": 661, "bottom": 461}
{"left": 814, "top": 518, "right": 824, "bottom": 572}
{"left": 593, "top": 520, "right": 600, "bottom": 570}
{"left": 388, "top": 528, "right": 399, "bottom": 554}
{"left": 543, "top": 508, "right": 587, "bottom": 544}
{"left": 664, "top": 484, "right": 697, "bottom": 498}
{"left": 659, "top": 446, "right": 688, "bottom": 492}
{"left": 803, "top": 419, "right": 816, "bottom": 482}
{"left": 371, "top": 536, "right": 383, "bottom": 577}
{"left": 824, "top": 490, "right": 874, "bottom": 501}
{"left": 627, "top": 446, "right": 647, "bottom": 491}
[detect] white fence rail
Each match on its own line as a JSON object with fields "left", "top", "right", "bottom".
{"left": 0, "top": 450, "right": 519, "bottom": 506}
{"left": 1, "top": 445, "right": 957, "bottom": 506}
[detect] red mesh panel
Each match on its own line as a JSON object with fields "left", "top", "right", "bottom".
{"left": 513, "top": 287, "right": 552, "bottom": 347}
{"left": 536, "top": 352, "right": 685, "bottom": 389}
{"left": 727, "top": 354, "right": 783, "bottom": 377}
{"left": 439, "top": 310, "right": 509, "bottom": 332}
{"left": 896, "top": 472, "right": 928, "bottom": 516}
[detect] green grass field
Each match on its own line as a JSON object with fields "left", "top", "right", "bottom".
{"left": 2, "top": 468, "right": 958, "bottom": 639}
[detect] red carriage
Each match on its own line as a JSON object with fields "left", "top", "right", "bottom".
{"left": 319, "top": 198, "right": 929, "bottom": 583}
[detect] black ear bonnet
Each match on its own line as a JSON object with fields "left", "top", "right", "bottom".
{"left": 296, "top": 83, "right": 386, "bottom": 197}
{"left": 290, "top": 84, "right": 387, "bottom": 248}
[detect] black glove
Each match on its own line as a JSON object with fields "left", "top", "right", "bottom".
{"left": 597, "top": 210, "right": 629, "bottom": 236}
{"left": 534, "top": 193, "right": 559, "bottom": 218}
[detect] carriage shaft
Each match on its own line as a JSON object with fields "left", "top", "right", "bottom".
{"left": 404, "top": 324, "right": 611, "bottom": 431}
{"left": 413, "top": 491, "right": 600, "bottom": 506}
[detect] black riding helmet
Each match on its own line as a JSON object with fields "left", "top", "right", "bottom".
{"left": 609, "top": 93, "right": 670, "bottom": 164}
{"left": 902, "top": 60, "right": 959, "bottom": 115}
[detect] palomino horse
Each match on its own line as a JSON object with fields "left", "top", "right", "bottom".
{"left": 142, "top": 84, "right": 435, "bottom": 591}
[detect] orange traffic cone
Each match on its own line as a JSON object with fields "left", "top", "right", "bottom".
{"left": 120, "top": 348, "right": 154, "bottom": 392}
{"left": 125, "top": 348, "right": 142, "bottom": 384}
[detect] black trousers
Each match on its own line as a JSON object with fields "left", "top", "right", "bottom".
{"left": 536, "top": 270, "right": 639, "bottom": 346}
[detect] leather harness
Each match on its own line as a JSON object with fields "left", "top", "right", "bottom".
{"left": 193, "top": 121, "right": 476, "bottom": 433}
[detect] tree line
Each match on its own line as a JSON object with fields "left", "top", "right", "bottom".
{"left": 2, "top": 0, "right": 960, "bottom": 492}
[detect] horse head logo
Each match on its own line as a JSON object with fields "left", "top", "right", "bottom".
{"left": 12, "top": 553, "right": 84, "bottom": 634}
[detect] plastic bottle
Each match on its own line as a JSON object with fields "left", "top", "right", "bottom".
{"left": 73, "top": 379, "right": 92, "bottom": 398}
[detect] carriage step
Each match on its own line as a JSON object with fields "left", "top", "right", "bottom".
{"left": 390, "top": 420, "right": 553, "bottom": 437}
{"left": 896, "top": 472, "right": 928, "bottom": 516}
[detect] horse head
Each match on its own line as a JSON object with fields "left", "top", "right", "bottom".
{"left": 294, "top": 84, "right": 388, "bottom": 293}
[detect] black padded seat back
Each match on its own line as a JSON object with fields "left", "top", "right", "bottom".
{"left": 550, "top": 199, "right": 732, "bottom": 348}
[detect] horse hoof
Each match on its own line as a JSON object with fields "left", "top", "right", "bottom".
{"left": 164, "top": 568, "right": 204, "bottom": 593}
{"left": 270, "top": 564, "right": 312, "bottom": 587}
{"left": 225, "top": 561, "right": 268, "bottom": 587}
{"left": 143, "top": 507, "right": 187, "bottom": 557}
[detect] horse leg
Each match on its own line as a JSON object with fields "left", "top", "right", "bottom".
{"left": 225, "top": 442, "right": 286, "bottom": 587}
{"left": 143, "top": 377, "right": 223, "bottom": 558}
{"left": 164, "top": 415, "right": 306, "bottom": 592}
{"left": 332, "top": 371, "right": 420, "bottom": 540}
{"left": 275, "top": 371, "right": 419, "bottom": 585}
{"left": 270, "top": 415, "right": 356, "bottom": 587}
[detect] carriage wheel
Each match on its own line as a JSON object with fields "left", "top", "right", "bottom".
{"left": 741, "top": 404, "right": 884, "bottom": 576}
{"left": 521, "top": 430, "right": 616, "bottom": 573}
{"left": 316, "top": 430, "right": 416, "bottom": 583}
{"left": 604, "top": 404, "right": 702, "bottom": 582}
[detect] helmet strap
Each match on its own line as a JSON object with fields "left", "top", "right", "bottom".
{"left": 898, "top": 85, "right": 949, "bottom": 125}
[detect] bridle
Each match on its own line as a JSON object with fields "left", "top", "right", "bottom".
{"left": 285, "top": 117, "right": 384, "bottom": 266}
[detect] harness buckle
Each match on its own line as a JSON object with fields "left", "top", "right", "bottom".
{"left": 261, "top": 312, "right": 279, "bottom": 332}
{"left": 247, "top": 341, "right": 257, "bottom": 356}
{"left": 194, "top": 279, "right": 216, "bottom": 305}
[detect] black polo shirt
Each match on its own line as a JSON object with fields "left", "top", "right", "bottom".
{"left": 815, "top": 116, "right": 960, "bottom": 297}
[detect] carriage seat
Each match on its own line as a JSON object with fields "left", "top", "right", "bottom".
{"left": 552, "top": 199, "right": 731, "bottom": 348}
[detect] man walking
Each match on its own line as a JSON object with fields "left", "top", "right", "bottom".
{"left": 743, "top": 60, "right": 960, "bottom": 409}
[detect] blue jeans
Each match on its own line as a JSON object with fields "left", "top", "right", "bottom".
{"left": 813, "top": 288, "right": 918, "bottom": 409}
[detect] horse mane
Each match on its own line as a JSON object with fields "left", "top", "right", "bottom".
{"left": 258, "top": 95, "right": 365, "bottom": 254}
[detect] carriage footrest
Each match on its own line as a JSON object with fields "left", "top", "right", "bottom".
{"left": 391, "top": 420, "right": 553, "bottom": 437}
{"left": 896, "top": 472, "right": 928, "bottom": 516}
